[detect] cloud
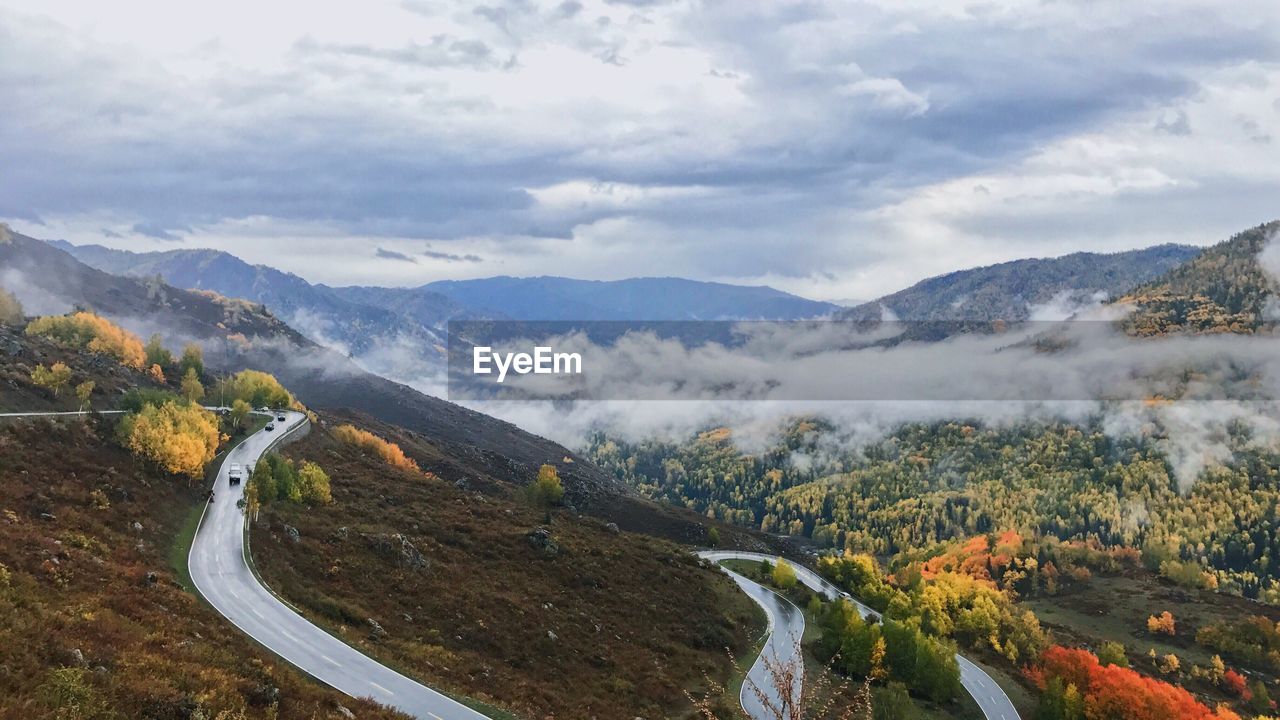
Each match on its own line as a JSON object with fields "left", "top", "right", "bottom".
{"left": 376, "top": 247, "right": 418, "bottom": 263}
{"left": 1, "top": 2, "right": 1279, "bottom": 297}
{"left": 423, "top": 247, "right": 483, "bottom": 263}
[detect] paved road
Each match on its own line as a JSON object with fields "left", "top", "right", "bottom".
{"left": 700, "top": 550, "right": 1021, "bottom": 720}
{"left": 188, "top": 410, "right": 492, "bottom": 720}
{"left": 716, "top": 564, "right": 806, "bottom": 719}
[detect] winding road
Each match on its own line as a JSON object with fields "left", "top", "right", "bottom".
{"left": 187, "top": 410, "right": 491, "bottom": 720}
{"left": 700, "top": 550, "right": 1021, "bottom": 720}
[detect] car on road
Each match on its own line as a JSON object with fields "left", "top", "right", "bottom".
{"left": 265, "top": 423, "right": 275, "bottom": 431}
{"left": 276, "top": 415, "right": 285, "bottom": 422}
{"left": 228, "top": 463, "right": 243, "bottom": 486}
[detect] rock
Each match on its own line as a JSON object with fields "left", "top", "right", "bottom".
{"left": 144, "top": 571, "right": 158, "bottom": 586}
{"left": 526, "top": 526, "right": 560, "bottom": 558}
{"left": 38, "top": 512, "right": 56, "bottom": 522}
{"left": 333, "top": 706, "right": 356, "bottom": 720}
{"left": 283, "top": 525, "right": 301, "bottom": 543}
{"left": 68, "top": 648, "right": 87, "bottom": 668}
{"left": 247, "top": 683, "right": 280, "bottom": 707}
{"left": 131, "top": 521, "right": 143, "bottom": 533}
{"left": 454, "top": 478, "right": 470, "bottom": 491}
{"left": 546, "top": 630, "right": 558, "bottom": 641}
{"left": 366, "top": 618, "right": 388, "bottom": 642}
{"left": 365, "top": 533, "right": 427, "bottom": 570}
{"left": 604, "top": 522, "right": 620, "bottom": 534}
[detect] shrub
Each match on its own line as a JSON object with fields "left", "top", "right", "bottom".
{"left": 179, "top": 343, "right": 203, "bottom": 376}
{"left": 331, "top": 424, "right": 419, "bottom": 472}
{"left": 144, "top": 333, "right": 173, "bottom": 368}
{"left": 26, "top": 311, "right": 145, "bottom": 368}
{"left": 117, "top": 401, "right": 220, "bottom": 478}
{"left": 180, "top": 368, "right": 204, "bottom": 402}
{"left": 1147, "top": 611, "right": 1176, "bottom": 636}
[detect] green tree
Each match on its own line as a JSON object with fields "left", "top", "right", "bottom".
{"left": 180, "top": 367, "right": 205, "bottom": 402}
{"left": 1097, "top": 641, "right": 1129, "bottom": 668}
{"left": 179, "top": 342, "right": 204, "bottom": 376}
{"left": 772, "top": 559, "right": 798, "bottom": 590}
{"left": 707, "top": 526, "right": 721, "bottom": 546}
{"left": 873, "top": 682, "right": 911, "bottom": 720}
{"left": 252, "top": 457, "right": 276, "bottom": 506}
{"left": 144, "top": 333, "right": 173, "bottom": 368}
{"left": 31, "top": 362, "right": 73, "bottom": 397}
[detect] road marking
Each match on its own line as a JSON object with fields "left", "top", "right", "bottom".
{"left": 228, "top": 588, "right": 240, "bottom": 600}
{"left": 369, "top": 681, "right": 394, "bottom": 696}
{"left": 429, "top": 713, "right": 444, "bottom": 720}
{"left": 321, "top": 654, "right": 340, "bottom": 667}
{"left": 251, "top": 607, "right": 265, "bottom": 619}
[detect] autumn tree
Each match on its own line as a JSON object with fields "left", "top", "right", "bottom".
{"left": 116, "top": 401, "right": 220, "bottom": 479}
{"left": 75, "top": 380, "right": 95, "bottom": 412}
{"left": 215, "top": 369, "right": 293, "bottom": 409}
{"left": 331, "top": 424, "right": 420, "bottom": 472}
{"left": 0, "top": 287, "right": 22, "bottom": 325}
{"left": 26, "top": 312, "right": 146, "bottom": 368}
{"left": 148, "top": 363, "right": 166, "bottom": 384}
{"left": 228, "top": 399, "right": 252, "bottom": 431}
{"left": 179, "top": 368, "right": 204, "bottom": 402}
{"left": 527, "top": 464, "right": 565, "bottom": 508}
{"left": 1097, "top": 641, "right": 1128, "bottom": 668}
{"left": 31, "top": 362, "right": 72, "bottom": 396}
{"left": 773, "top": 559, "right": 798, "bottom": 590}
{"left": 296, "top": 461, "right": 333, "bottom": 505}
{"left": 1147, "top": 611, "right": 1176, "bottom": 636}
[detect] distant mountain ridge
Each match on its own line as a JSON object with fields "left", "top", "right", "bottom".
{"left": 843, "top": 243, "right": 1202, "bottom": 323}
{"left": 49, "top": 241, "right": 842, "bottom": 381}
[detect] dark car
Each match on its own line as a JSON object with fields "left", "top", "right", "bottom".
{"left": 276, "top": 415, "right": 285, "bottom": 422}
{"left": 265, "top": 423, "right": 275, "bottom": 431}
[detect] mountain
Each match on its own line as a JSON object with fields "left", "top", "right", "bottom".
{"left": 51, "top": 242, "right": 842, "bottom": 384}
{"left": 48, "top": 241, "right": 470, "bottom": 381}
{"left": 842, "top": 243, "right": 1201, "bottom": 323}
{"left": 414, "top": 275, "right": 842, "bottom": 320}
{"left": 1120, "top": 221, "right": 1280, "bottom": 335}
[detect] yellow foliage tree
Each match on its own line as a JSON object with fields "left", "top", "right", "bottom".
{"left": 297, "top": 461, "right": 333, "bottom": 505}
{"left": 75, "top": 380, "right": 95, "bottom": 411}
{"left": 215, "top": 369, "right": 294, "bottom": 408}
{"left": 26, "top": 312, "right": 145, "bottom": 369}
{"left": 772, "top": 558, "right": 798, "bottom": 590}
{"left": 117, "top": 401, "right": 220, "bottom": 479}
{"left": 1147, "top": 611, "right": 1176, "bottom": 636}
{"left": 31, "top": 362, "right": 72, "bottom": 396}
{"left": 148, "top": 363, "right": 166, "bottom": 384}
{"left": 331, "top": 424, "right": 420, "bottom": 472}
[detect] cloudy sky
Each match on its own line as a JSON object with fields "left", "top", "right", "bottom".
{"left": 1, "top": 0, "right": 1278, "bottom": 302}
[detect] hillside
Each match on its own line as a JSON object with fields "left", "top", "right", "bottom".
{"left": 842, "top": 243, "right": 1200, "bottom": 323}
{"left": 48, "top": 241, "right": 467, "bottom": 380}
{"left": 1120, "top": 221, "right": 1280, "bottom": 335}
{"left": 251, "top": 409, "right": 763, "bottom": 719}
{"left": 0, "top": 327, "right": 405, "bottom": 719}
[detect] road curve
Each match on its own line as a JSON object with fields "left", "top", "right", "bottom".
{"left": 699, "top": 550, "right": 1021, "bottom": 720}
{"left": 715, "top": 565, "right": 805, "bottom": 719}
{"left": 189, "top": 410, "right": 492, "bottom": 720}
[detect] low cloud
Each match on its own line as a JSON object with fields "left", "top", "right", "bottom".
{"left": 375, "top": 247, "right": 417, "bottom": 263}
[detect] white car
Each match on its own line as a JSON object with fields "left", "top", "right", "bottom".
{"left": 228, "top": 463, "right": 243, "bottom": 486}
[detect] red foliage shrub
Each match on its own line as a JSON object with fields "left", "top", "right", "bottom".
{"left": 1034, "top": 646, "right": 1241, "bottom": 720}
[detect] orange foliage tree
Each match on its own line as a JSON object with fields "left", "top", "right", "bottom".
{"left": 26, "top": 312, "right": 146, "bottom": 369}
{"left": 331, "top": 424, "right": 420, "bottom": 472}
{"left": 1030, "top": 645, "right": 1241, "bottom": 720}
{"left": 1147, "top": 611, "right": 1176, "bottom": 636}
